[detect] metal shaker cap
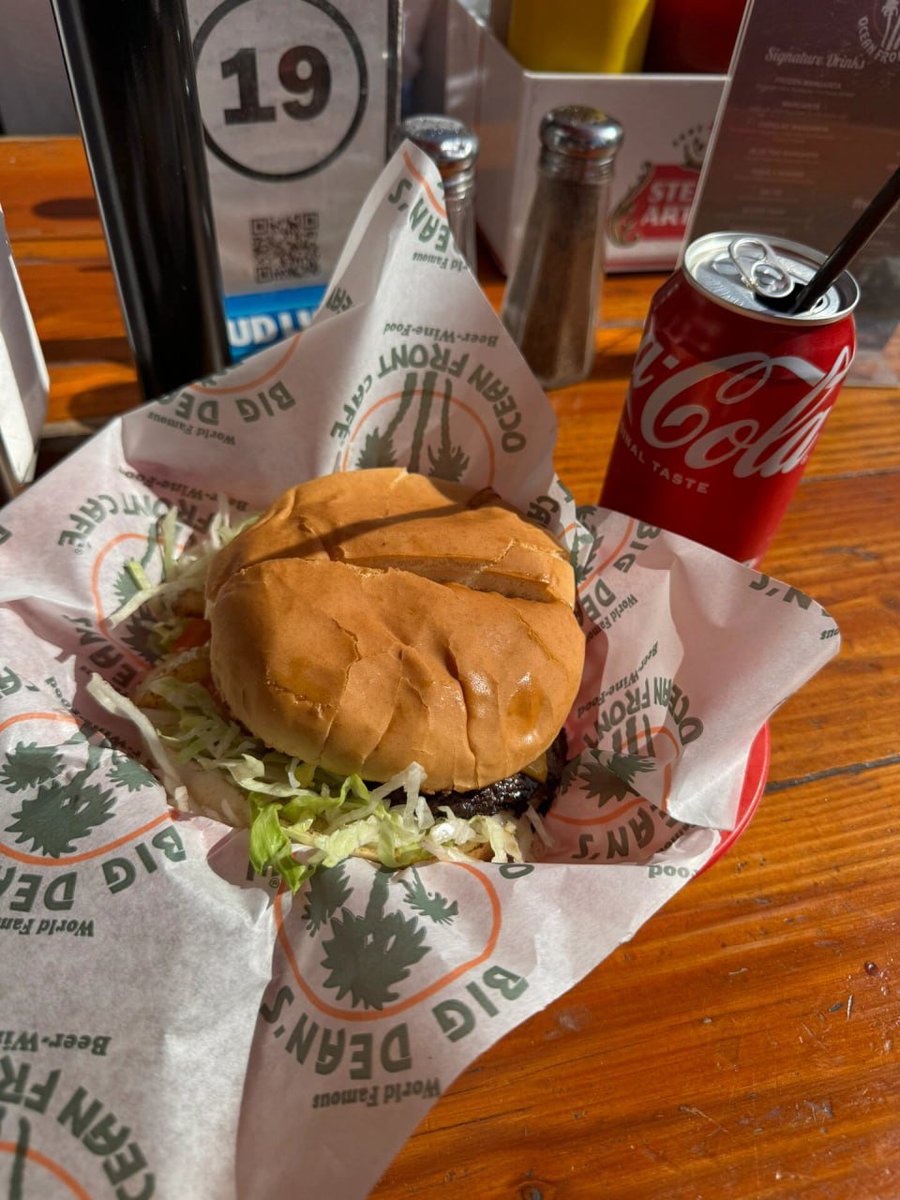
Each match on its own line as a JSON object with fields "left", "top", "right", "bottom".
{"left": 394, "top": 115, "right": 479, "bottom": 190}
{"left": 540, "top": 106, "right": 623, "bottom": 164}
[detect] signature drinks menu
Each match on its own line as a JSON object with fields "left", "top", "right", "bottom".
{"left": 689, "top": 0, "right": 900, "bottom": 385}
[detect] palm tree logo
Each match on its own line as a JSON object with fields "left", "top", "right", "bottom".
{"left": 571, "top": 518, "right": 598, "bottom": 587}
{"left": 110, "top": 522, "right": 161, "bottom": 662}
{"left": 302, "top": 865, "right": 458, "bottom": 1010}
{"left": 399, "top": 869, "right": 459, "bottom": 925}
{"left": 562, "top": 748, "right": 655, "bottom": 807}
{"left": 355, "top": 370, "right": 471, "bottom": 482}
{"left": 882, "top": 0, "right": 900, "bottom": 51}
{"left": 1, "top": 729, "right": 154, "bottom": 859}
{"left": 1, "top": 1111, "right": 30, "bottom": 1200}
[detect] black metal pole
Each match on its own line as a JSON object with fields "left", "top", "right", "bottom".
{"left": 51, "top": 0, "right": 231, "bottom": 400}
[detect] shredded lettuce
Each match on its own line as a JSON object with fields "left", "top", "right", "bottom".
{"left": 86, "top": 675, "right": 184, "bottom": 796}
{"left": 92, "top": 668, "right": 532, "bottom": 892}
{"left": 108, "top": 496, "right": 255, "bottom": 635}
{"left": 249, "top": 799, "right": 312, "bottom": 893}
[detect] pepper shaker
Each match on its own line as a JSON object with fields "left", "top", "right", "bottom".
{"left": 501, "top": 106, "right": 623, "bottom": 389}
{"left": 394, "top": 115, "right": 480, "bottom": 271}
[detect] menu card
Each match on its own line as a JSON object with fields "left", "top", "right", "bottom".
{"left": 689, "top": 0, "right": 900, "bottom": 386}
{"left": 187, "top": 0, "right": 400, "bottom": 362}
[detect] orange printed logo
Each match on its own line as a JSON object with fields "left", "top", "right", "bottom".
{"left": 274, "top": 861, "right": 502, "bottom": 1021}
{"left": 0, "top": 1064, "right": 156, "bottom": 1199}
{"left": 0, "top": 1131, "right": 93, "bottom": 1200}
{"left": 0, "top": 712, "right": 167, "bottom": 868}
{"left": 188, "top": 335, "right": 300, "bottom": 397}
{"left": 340, "top": 378, "right": 495, "bottom": 486}
{"left": 401, "top": 150, "right": 446, "bottom": 219}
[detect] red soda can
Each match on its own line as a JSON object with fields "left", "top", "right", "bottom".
{"left": 599, "top": 232, "right": 858, "bottom": 565}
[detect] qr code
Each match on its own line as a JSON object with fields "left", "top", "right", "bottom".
{"left": 250, "top": 212, "right": 320, "bottom": 283}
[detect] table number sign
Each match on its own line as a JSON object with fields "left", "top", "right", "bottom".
{"left": 188, "top": 0, "right": 401, "bottom": 360}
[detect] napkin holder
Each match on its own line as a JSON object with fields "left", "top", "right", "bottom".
{"left": 440, "top": 0, "right": 727, "bottom": 275}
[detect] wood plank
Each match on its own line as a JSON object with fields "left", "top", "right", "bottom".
{"left": 9, "top": 234, "right": 111, "bottom": 264}
{"left": 15, "top": 258, "right": 129, "bottom": 353}
{"left": 7, "top": 136, "right": 896, "bottom": 787}
{"left": 575, "top": 387, "right": 900, "bottom": 497}
{"left": 0, "top": 136, "right": 99, "bottom": 241}
{"left": 371, "top": 764, "right": 900, "bottom": 1200}
{"left": 547, "top": 358, "right": 900, "bottom": 506}
{"left": 46, "top": 361, "right": 139, "bottom": 425}
{"left": 22, "top": 289, "right": 897, "bottom": 484}
{"left": 487, "top": 265, "right": 900, "bottom": 488}
{"left": 764, "top": 472, "right": 900, "bottom": 782}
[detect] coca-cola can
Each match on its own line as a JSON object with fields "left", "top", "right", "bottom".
{"left": 599, "top": 231, "right": 859, "bottom": 565}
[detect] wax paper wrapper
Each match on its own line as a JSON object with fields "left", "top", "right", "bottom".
{"left": 0, "top": 145, "right": 839, "bottom": 1198}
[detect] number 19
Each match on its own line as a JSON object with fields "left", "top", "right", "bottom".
{"left": 221, "top": 46, "right": 331, "bottom": 125}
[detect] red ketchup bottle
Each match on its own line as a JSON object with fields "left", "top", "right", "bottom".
{"left": 643, "top": 0, "right": 750, "bottom": 73}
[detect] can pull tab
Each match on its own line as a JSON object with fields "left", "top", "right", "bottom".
{"left": 728, "top": 237, "right": 795, "bottom": 300}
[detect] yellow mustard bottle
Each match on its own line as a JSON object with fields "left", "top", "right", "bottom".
{"left": 507, "top": 0, "right": 655, "bottom": 74}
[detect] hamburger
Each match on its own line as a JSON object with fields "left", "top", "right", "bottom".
{"left": 90, "top": 469, "right": 585, "bottom": 888}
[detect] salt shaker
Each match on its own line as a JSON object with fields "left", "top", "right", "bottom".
{"left": 394, "top": 115, "right": 479, "bottom": 270}
{"left": 501, "top": 106, "right": 623, "bottom": 389}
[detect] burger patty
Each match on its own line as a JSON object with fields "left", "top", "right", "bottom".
{"left": 412, "top": 730, "right": 568, "bottom": 820}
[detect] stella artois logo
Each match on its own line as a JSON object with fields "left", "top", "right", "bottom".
{"left": 608, "top": 125, "right": 709, "bottom": 247}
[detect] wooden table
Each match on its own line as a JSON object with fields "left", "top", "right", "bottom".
{"left": 2, "top": 136, "right": 898, "bottom": 1200}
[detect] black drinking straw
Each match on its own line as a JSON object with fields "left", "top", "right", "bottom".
{"left": 789, "top": 167, "right": 900, "bottom": 314}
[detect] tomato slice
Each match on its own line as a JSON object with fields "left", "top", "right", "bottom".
{"left": 171, "top": 618, "right": 211, "bottom": 653}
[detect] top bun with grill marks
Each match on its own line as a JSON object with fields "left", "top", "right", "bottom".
{"left": 206, "top": 469, "right": 584, "bottom": 792}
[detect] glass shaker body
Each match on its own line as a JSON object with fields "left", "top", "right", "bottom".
{"left": 502, "top": 108, "right": 623, "bottom": 390}
{"left": 442, "top": 173, "right": 478, "bottom": 271}
{"left": 394, "top": 116, "right": 479, "bottom": 271}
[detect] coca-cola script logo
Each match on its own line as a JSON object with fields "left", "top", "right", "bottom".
{"left": 627, "top": 333, "right": 853, "bottom": 477}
